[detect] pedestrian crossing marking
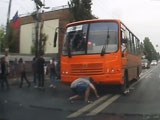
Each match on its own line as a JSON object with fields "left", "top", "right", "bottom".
{"left": 67, "top": 94, "right": 111, "bottom": 118}
{"left": 86, "top": 95, "right": 120, "bottom": 116}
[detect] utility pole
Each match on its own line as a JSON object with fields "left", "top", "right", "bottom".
{"left": 33, "top": 0, "right": 44, "bottom": 57}
{"left": 35, "top": 8, "right": 39, "bottom": 58}
{"left": 39, "top": 10, "right": 44, "bottom": 55}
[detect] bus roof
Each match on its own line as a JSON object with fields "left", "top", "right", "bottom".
{"left": 66, "top": 19, "right": 122, "bottom": 27}
{"left": 66, "top": 19, "right": 141, "bottom": 42}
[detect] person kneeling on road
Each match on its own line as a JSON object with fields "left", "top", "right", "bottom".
{"left": 69, "top": 77, "right": 99, "bottom": 103}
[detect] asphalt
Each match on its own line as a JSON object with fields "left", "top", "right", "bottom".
{"left": 0, "top": 76, "right": 86, "bottom": 114}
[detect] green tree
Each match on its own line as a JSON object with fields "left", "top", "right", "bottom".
{"left": 9, "top": 25, "right": 19, "bottom": 53}
{"left": 0, "top": 25, "right": 6, "bottom": 53}
{"left": 0, "top": 25, "right": 19, "bottom": 53}
{"left": 143, "top": 37, "right": 158, "bottom": 61}
{"left": 39, "top": 33, "right": 48, "bottom": 55}
{"left": 68, "top": 0, "right": 96, "bottom": 22}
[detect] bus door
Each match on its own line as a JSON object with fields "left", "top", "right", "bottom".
{"left": 121, "top": 29, "right": 128, "bottom": 67}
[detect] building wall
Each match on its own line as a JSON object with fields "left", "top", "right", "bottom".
{"left": 19, "top": 8, "right": 71, "bottom": 55}
{"left": 20, "top": 23, "right": 34, "bottom": 54}
{"left": 43, "top": 19, "right": 59, "bottom": 54}
{"left": 20, "top": 19, "right": 59, "bottom": 54}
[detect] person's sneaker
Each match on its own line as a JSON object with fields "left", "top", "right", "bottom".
{"left": 49, "top": 84, "right": 53, "bottom": 88}
{"left": 123, "top": 89, "right": 130, "bottom": 95}
{"left": 49, "top": 84, "right": 56, "bottom": 88}
{"left": 96, "top": 95, "right": 100, "bottom": 98}
{"left": 53, "top": 85, "right": 56, "bottom": 88}
{"left": 68, "top": 98, "right": 74, "bottom": 103}
{"left": 34, "top": 85, "right": 38, "bottom": 88}
{"left": 86, "top": 100, "right": 93, "bottom": 104}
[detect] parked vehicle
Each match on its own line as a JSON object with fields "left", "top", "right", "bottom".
{"left": 150, "top": 60, "right": 158, "bottom": 66}
{"left": 141, "top": 59, "right": 150, "bottom": 69}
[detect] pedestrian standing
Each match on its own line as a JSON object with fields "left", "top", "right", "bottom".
{"left": 1, "top": 57, "right": 9, "bottom": 90}
{"left": 47, "top": 58, "right": 57, "bottom": 88}
{"left": 18, "top": 58, "right": 31, "bottom": 88}
{"left": 69, "top": 77, "right": 99, "bottom": 103}
{"left": 32, "top": 57, "right": 38, "bottom": 88}
{"left": 36, "top": 55, "right": 45, "bottom": 89}
{"left": 13, "top": 58, "right": 18, "bottom": 79}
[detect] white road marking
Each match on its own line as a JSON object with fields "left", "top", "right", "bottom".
{"left": 159, "top": 74, "right": 160, "bottom": 79}
{"left": 132, "top": 69, "right": 153, "bottom": 87}
{"left": 86, "top": 95, "right": 121, "bottom": 116}
{"left": 67, "top": 94, "right": 111, "bottom": 118}
{"left": 144, "top": 73, "right": 151, "bottom": 79}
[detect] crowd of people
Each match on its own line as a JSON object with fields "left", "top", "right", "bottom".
{"left": 0, "top": 55, "right": 58, "bottom": 90}
{"left": 0, "top": 55, "right": 100, "bottom": 103}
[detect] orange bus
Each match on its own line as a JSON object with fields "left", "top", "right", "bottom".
{"left": 60, "top": 19, "right": 142, "bottom": 93}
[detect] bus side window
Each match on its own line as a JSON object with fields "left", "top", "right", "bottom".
{"left": 121, "top": 31, "right": 127, "bottom": 51}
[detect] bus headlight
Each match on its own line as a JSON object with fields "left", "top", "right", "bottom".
{"left": 62, "top": 71, "right": 69, "bottom": 74}
{"left": 106, "top": 68, "right": 120, "bottom": 73}
{"left": 106, "top": 68, "right": 110, "bottom": 73}
{"left": 111, "top": 68, "right": 115, "bottom": 73}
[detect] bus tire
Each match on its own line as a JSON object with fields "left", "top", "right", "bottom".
{"left": 120, "top": 72, "right": 129, "bottom": 95}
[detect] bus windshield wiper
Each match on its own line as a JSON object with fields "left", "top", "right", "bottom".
{"left": 101, "top": 28, "right": 110, "bottom": 56}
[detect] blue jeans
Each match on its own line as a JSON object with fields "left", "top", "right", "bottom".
{"left": 75, "top": 84, "right": 89, "bottom": 95}
{"left": 50, "top": 74, "right": 56, "bottom": 84}
{"left": 33, "top": 72, "right": 38, "bottom": 86}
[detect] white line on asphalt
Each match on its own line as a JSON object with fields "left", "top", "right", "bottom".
{"left": 86, "top": 95, "right": 121, "bottom": 116}
{"left": 131, "top": 71, "right": 152, "bottom": 87}
{"left": 159, "top": 74, "right": 160, "bottom": 79}
{"left": 67, "top": 94, "right": 111, "bottom": 118}
{"left": 141, "top": 69, "right": 153, "bottom": 78}
{"left": 144, "top": 73, "right": 151, "bottom": 79}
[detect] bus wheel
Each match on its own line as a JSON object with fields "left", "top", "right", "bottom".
{"left": 120, "top": 73, "right": 129, "bottom": 95}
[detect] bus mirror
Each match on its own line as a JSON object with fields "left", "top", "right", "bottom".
{"left": 53, "top": 31, "right": 57, "bottom": 47}
{"left": 122, "top": 39, "right": 127, "bottom": 44}
{"left": 101, "top": 47, "right": 105, "bottom": 56}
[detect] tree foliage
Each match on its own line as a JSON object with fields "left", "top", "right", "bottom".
{"left": 68, "top": 0, "right": 97, "bottom": 22}
{"left": 9, "top": 26, "right": 19, "bottom": 53}
{"left": 0, "top": 25, "right": 19, "bottom": 53}
{"left": 39, "top": 33, "right": 48, "bottom": 55}
{"left": 0, "top": 25, "right": 6, "bottom": 53}
{"left": 143, "top": 37, "right": 159, "bottom": 61}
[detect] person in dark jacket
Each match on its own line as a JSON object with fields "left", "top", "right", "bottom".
{"left": 32, "top": 57, "right": 38, "bottom": 88}
{"left": 36, "top": 55, "right": 45, "bottom": 88}
{"left": 1, "top": 57, "right": 9, "bottom": 90}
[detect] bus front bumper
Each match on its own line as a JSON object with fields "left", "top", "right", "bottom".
{"left": 61, "top": 73, "right": 123, "bottom": 85}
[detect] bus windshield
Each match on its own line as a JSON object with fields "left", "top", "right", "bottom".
{"left": 62, "top": 22, "right": 118, "bottom": 56}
